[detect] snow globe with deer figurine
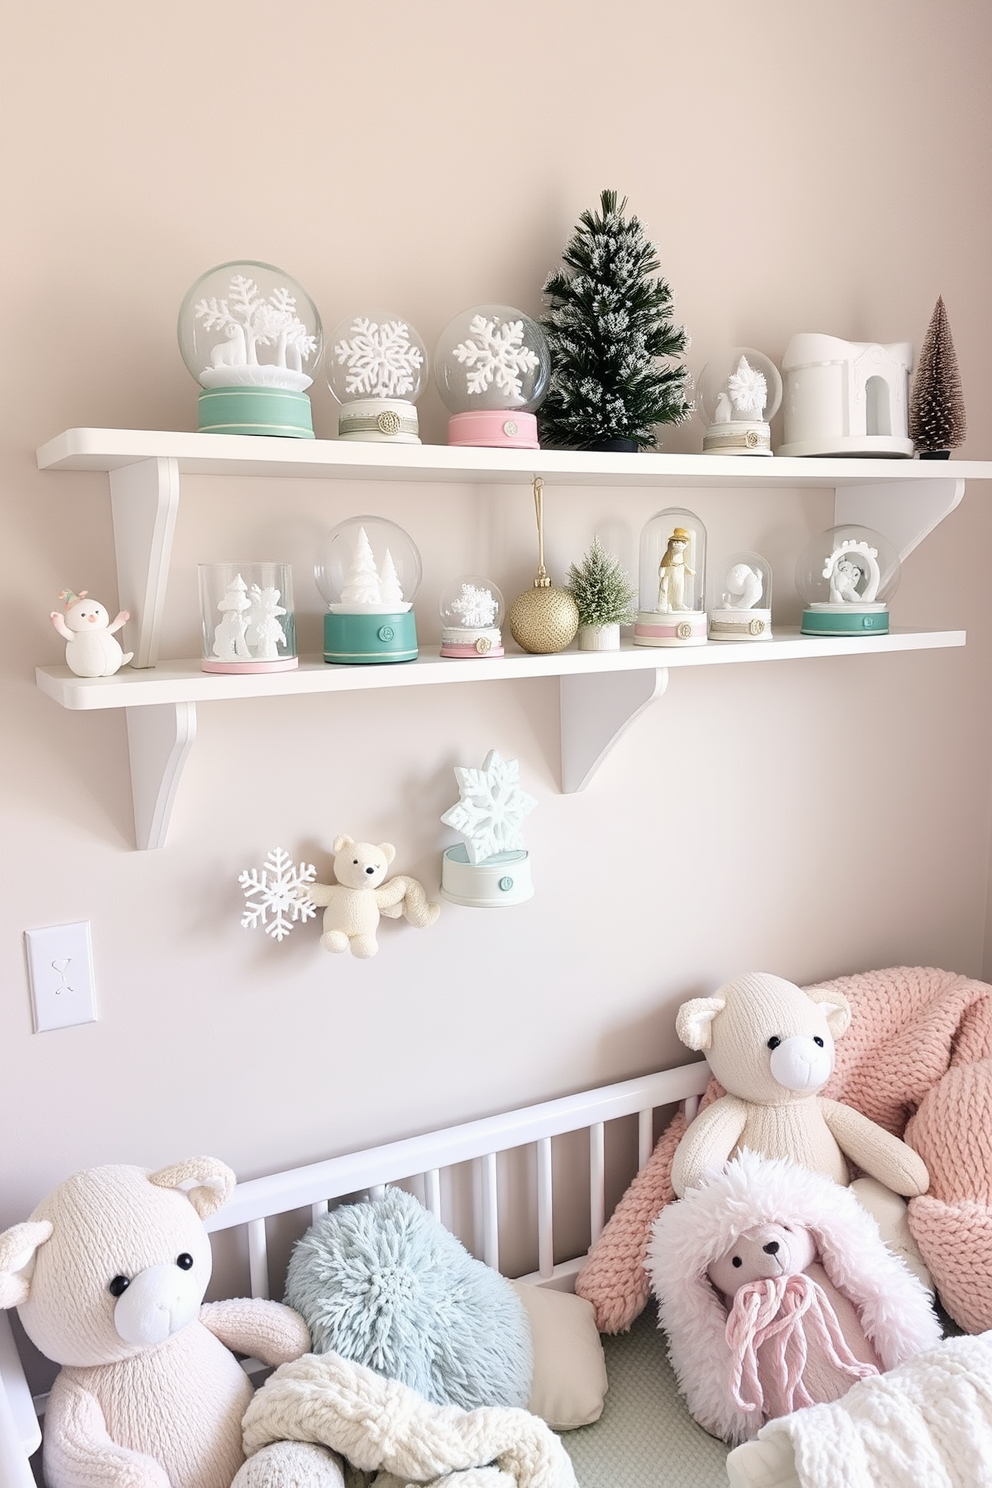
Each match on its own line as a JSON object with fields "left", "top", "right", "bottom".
{"left": 439, "top": 576, "right": 505, "bottom": 658}
{"left": 198, "top": 562, "right": 297, "bottom": 673}
{"left": 327, "top": 311, "right": 428, "bottom": 444}
{"left": 315, "top": 516, "right": 422, "bottom": 664}
{"left": 797, "top": 523, "right": 900, "bottom": 637}
{"left": 178, "top": 261, "right": 322, "bottom": 438}
{"left": 708, "top": 551, "right": 773, "bottom": 641}
{"left": 697, "top": 347, "right": 783, "bottom": 456}
{"left": 633, "top": 507, "right": 708, "bottom": 647}
{"left": 434, "top": 305, "right": 551, "bottom": 449}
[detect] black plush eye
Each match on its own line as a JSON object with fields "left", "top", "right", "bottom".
{"left": 176, "top": 1253, "right": 194, "bottom": 1270}
{"left": 732, "top": 1255, "right": 743, "bottom": 1268}
{"left": 814, "top": 1037, "right": 824, "bottom": 1047}
{"left": 108, "top": 1275, "right": 130, "bottom": 1297}
{"left": 767, "top": 1036, "right": 781, "bottom": 1050}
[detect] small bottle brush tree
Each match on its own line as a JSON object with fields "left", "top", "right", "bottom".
{"left": 540, "top": 189, "right": 692, "bottom": 451}
{"left": 566, "top": 537, "right": 637, "bottom": 627}
{"left": 909, "top": 296, "right": 966, "bottom": 458}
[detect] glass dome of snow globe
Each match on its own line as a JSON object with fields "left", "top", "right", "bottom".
{"left": 177, "top": 260, "right": 322, "bottom": 438}
{"left": 633, "top": 507, "right": 708, "bottom": 648}
{"left": 708, "top": 550, "right": 773, "bottom": 641}
{"left": 434, "top": 304, "right": 551, "bottom": 449}
{"left": 314, "top": 515, "right": 422, "bottom": 664}
{"left": 439, "top": 575, "right": 505, "bottom": 658}
{"left": 797, "top": 523, "right": 900, "bottom": 636}
{"left": 326, "top": 310, "right": 428, "bottom": 444}
{"left": 696, "top": 347, "right": 782, "bottom": 456}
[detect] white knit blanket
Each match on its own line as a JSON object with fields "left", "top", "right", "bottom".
{"left": 240, "top": 1352, "right": 578, "bottom": 1488}
{"left": 758, "top": 1332, "right": 992, "bottom": 1488}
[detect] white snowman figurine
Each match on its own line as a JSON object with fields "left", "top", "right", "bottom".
{"left": 50, "top": 589, "right": 134, "bottom": 677}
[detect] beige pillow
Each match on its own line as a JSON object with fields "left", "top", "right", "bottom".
{"left": 511, "top": 1281, "right": 608, "bottom": 1430}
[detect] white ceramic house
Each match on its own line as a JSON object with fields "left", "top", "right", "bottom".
{"left": 777, "top": 333, "right": 913, "bottom": 457}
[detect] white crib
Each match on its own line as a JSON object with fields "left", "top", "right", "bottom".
{"left": 0, "top": 1060, "right": 711, "bottom": 1488}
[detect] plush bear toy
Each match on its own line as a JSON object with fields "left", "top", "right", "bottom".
{"left": 0, "top": 1157, "right": 343, "bottom": 1488}
{"left": 304, "top": 836, "right": 440, "bottom": 958}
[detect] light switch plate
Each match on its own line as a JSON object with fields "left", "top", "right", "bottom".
{"left": 24, "top": 921, "right": 98, "bottom": 1032}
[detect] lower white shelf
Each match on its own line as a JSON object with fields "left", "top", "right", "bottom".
{"left": 35, "top": 627, "right": 966, "bottom": 850}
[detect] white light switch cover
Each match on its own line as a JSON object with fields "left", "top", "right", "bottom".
{"left": 25, "top": 921, "right": 98, "bottom": 1032}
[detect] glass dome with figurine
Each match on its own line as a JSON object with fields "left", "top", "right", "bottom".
{"left": 633, "top": 507, "right": 708, "bottom": 647}
{"left": 797, "top": 523, "right": 900, "bottom": 636}
{"left": 177, "top": 261, "right": 322, "bottom": 438}
{"left": 314, "top": 516, "right": 422, "bottom": 663}
{"left": 697, "top": 347, "right": 782, "bottom": 455}
{"left": 434, "top": 304, "right": 550, "bottom": 448}
{"left": 708, "top": 551, "right": 773, "bottom": 640}
{"left": 439, "top": 575, "right": 505, "bottom": 658}
{"left": 327, "top": 310, "right": 428, "bottom": 444}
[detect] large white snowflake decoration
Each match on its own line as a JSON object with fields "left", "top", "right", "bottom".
{"left": 450, "top": 583, "right": 498, "bottom": 629}
{"left": 727, "top": 355, "right": 768, "bottom": 418}
{"left": 440, "top": 750, "right": 537, "bottom": 865}
{"left": 451, "top": 316, "right": 539, "bottom": 401}
{"left": 239, "top": 848, "right": 317, "bottom": 941}
{"left": 333, "top": 317, "right": 425, "bottom": 398}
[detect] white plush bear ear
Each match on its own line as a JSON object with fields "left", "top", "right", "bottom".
{"left": 149, "top": 1157, "right": 236, "bottom": 1219}
{"left": 676, "top": 997, "right": 726, "bottom": 1052}
{"left": 0, "top": 1220, "right": 53, "bottom": 1309}
{"left": 332, "top": 834, "right": 355, "bottom": 854}
{"left": 377, "top": 842, "right": 396, "bottom": 866}
{"left": 806, "top": 987, "right": 852, "bottom": 1038}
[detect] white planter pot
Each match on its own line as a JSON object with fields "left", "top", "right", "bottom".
{"left": 577, "top": 622, "right": 621, "bottom": 652}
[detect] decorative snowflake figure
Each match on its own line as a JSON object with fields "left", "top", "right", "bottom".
{"left": 333, "top": 317, "right": 425, "bottom": 398}
{"left": 727, "top": 355, "right": 768, "bottom": 418}
{"left": 239, "top": 848, "right": 318, "bottom": 941}
{"left": 440, "top": 750, "right": 537, "bottom": 865}
{"left": 451, "top": 316, "right": 540, "bottom": 401}
{"left": 450, "top": 583, "right": 498, "bottom": 629}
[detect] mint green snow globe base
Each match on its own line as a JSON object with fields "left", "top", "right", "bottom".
{"left": 801, "top": 605, "right": 889, "bottom": 636}
{"left": 197, "top": 386, "right": 315, "bottom": 438}
{"left": 323, "top": 610, "right": 418, "bottom": 664}
{"left": 440, "top": 846, "right": 533, "bottom": 907}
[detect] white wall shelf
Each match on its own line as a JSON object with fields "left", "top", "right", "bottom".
{"left": 35, "top": 429, "right": 991, "bottom": 849}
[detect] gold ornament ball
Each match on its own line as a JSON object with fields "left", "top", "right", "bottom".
{"left": 509, "top": 582, "right": 580, "bottom": 654}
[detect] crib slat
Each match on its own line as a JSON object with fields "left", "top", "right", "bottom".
{"left": 369, "top": 1184, "right": 386, "bottom": 1202}
{"left": 481, "top": 1153, "right": 499, "bottom": 1269}
{"left": 424, "top": 1168, "right": 441, "bottom": 1218}
{"left": 589, "top": 1123, "right": 605, "bottom": 1243}
{"left": 537, "top": 1136, "right": 554, "bottom": 1278}
{"left": 311, "top": 1200, "right": 329, "bottom": 1225}
{"left": 684, "top": 1095, "right": 700, "bottom": 1125}
{"left": 247, "top": 1218, "right": 269, "bottom": 1300}
{"left": 638, "top": 1106, "right": 654, "bottom": 1167}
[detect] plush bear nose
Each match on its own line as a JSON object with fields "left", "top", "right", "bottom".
{"left": 763, "top": 1240, "right": 780, "bottom": 1255}
{"left": 365, "top": 865, "right": 375, "bottom": 874}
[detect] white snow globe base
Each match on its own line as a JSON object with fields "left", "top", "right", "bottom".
{"left": 801, "top": 603, "right": 890, "bottom": 636}
{"left": 197, "top": 385, "right": 315, "bottom": 439}
{"left": 708, "top": 606, "right": 773, "bottom": 641}
{"left": 633, "top": 610, "right": 708, "bottom": 647}
{"left": 447, "top": 410, "right": 540, "bottom": 449}
{"left": 440, "top": 626, "right": 504, "bottom": 658}
{"left": 578, "top": 622, "right": 622, "bottom": 652}
{"left": 703, "top": 419, "right": 772, "bottom": 456}
{"left": 441, "top": 846, "right": 533, "bottom": 907}
{"left": 337, "top": 397, "right": 421, "bottom": 444}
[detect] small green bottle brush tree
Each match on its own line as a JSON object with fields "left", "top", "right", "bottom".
{"left": 566, "top": 537, "right": 637, "bottom": 628}
{"left": 540, "top": 189, "right": 692, "bottom": 452}
{"left": 909, "top": 296, "right": 966, "bottom": 459}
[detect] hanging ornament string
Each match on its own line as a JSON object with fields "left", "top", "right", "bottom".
{"left": 532, "top": 475, "right": 551, "bottom": 588}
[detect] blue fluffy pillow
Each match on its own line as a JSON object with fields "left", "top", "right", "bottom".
{"left": 285, "top": 1187, "right": 533, "bottom": 1411}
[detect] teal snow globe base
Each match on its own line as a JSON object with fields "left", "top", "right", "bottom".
{"left": 796, "top": 524, "right": 900, "bottom": 640}
{"left": 323, "top": 609, "right": 418, "bottom": 664}
{"left": 801, "top": 605, "right": 889, "bottom": 637}
{"left": 197, "top": 386, "right": 315, "bottom": 439}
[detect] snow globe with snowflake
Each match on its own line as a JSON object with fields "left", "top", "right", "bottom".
{"left": 439, "top": 576, "right": 505, "bottom": 658}
{"left": 632, "top": 506, "right": 709, "bottom": 648}
{"left": 315, "top": 515, "right": 422, "bottom": 664}
{"left": 434, "top": 304, "right": 551, "bottom": 449}
{"left": 178, "top": 261, "right": 322, "bottom": 439}
{"left": 440, "top": 749, "right": 536, "bottom": 907}
{"left": 797, "top": 523, "right": 900, "bottom": 637}
{"left": 696, "top": 347, "right": 782, "bottom": 456}
{"left": 198, "top": 561, "right": 298, "bottom": 672}
{"left": 707, "top": 551, "right": 773, "bottom": 641}
{"left": 327, "top": 311, "right": 428, "bottom": 444}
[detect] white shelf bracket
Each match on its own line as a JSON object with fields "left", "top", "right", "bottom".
{"left": 560, "top": 667, "right": 669, "bottom": 793}
{"left": 126, "top": 702, "right": 197, "bottom": 850}
{"left": 835, "top": 477, "right": 964, "bottom": 564}
{"left": 110, "top": 457, "right": 181, "bottom": 668}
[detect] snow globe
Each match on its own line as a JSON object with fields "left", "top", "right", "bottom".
{"left": 708, "top": 552, "right": 773, "bottom": 640}
{"left": 797, "top": 524, "right": 900, "bottom": 636}
{"left": 315, "top": 516, "right": 422, "bottom": 664}
{"left": 327, "top": 311, "right": 428, "bottom": 443}
{"left": 177, "top": 261, "right": 322, "bottom": 438}
{"left": 434, "top": 304, "right": 551, "bottom": 449}
{"left": 697, "top": 348, "right": 783, "bottom": 456}
{"left": 440, "top": 749, "right": 536, "bottom": 908}
{"left": 633, "top": 507, "right": 708, "bottom": 647}
{"left": 198, "top": 563, "right": 297, "bottom": 673}
{"left": 439, "top": 575, "right": 505, "bottom": 657}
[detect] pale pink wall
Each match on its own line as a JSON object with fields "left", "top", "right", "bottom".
{"left": 2, "top": 0, "right": 991, "bottom": 1221}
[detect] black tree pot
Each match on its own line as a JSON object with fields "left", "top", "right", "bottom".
{"left": 919, "top": 449, "right": 951, "bottom": 460}
{"left": 586, "top": 437, "right": 640, "bottom": 453}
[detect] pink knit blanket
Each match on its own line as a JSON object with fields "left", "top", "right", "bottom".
{"left": 576, "top": 966, "right": 992, "bottom": 1333}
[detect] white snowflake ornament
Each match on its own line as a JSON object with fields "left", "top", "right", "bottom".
{"left": 452, "top": 315, "right": 541, "bottom": 401}
{"left": 332, "top": 315, "right": 426, "bottom": 400}
{"left": 441, "top": 750, "right": 537, "bottom": 865}
{"left": 239, "top": 848, "right": 318, "bottom": 941}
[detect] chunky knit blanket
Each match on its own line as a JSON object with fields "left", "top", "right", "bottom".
{"left": 240, "top": 1351, "right": 578, "bottom": 1488}
{"left": 576, "top": 966, "right": 992, "bottom": 1334}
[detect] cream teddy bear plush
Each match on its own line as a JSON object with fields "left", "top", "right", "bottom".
{"left": 0, "top": 1157, "right": 342, "bottom": 1488}
{"left": 305, "top": 835, "right": 440, "bottom": 958}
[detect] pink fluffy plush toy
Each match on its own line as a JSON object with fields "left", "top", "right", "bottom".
{"left": 646, "top": 1151, "right": 942, "bottom": 1445}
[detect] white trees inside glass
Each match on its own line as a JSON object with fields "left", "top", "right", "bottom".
{"left": 633, "top": 508, "right": 708, "bottom": 647}
{"left": 198, "top": 563, "right": 297, "bottom": 673}
{"left": 315, "top": 516, "right": 422, "bottom": 664}
{"left": 796, "top": 524, "right": 900, "bottom": 636}
{"left": 439, "top": 576, "right": 505, "bottom": 658}
{"left": 708, "top": 551, "right": 773, "bottom": 640}
{"left": 697, "top": 348, "right": 783, "bottom": 456}
{"left": 327, "top": 311, "right": 428, "bottom": 444}
{"left": 434, "top": 305, "right": 551, "bottom": 448}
